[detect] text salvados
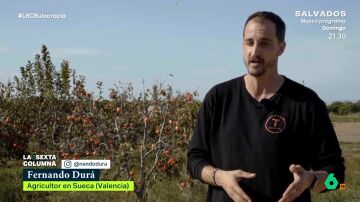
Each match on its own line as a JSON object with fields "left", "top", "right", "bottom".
{"left": 295, "top": 10, "right": 346, "bottom": 17}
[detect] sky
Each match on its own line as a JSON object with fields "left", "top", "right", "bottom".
{"left": 0, "top": 0, "right": 359, "bottom": 103}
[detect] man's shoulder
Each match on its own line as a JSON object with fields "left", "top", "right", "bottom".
{"left": 205, "top": 76, "right": 242, "bottom": 99}
{"left": 283, "top": 76, "right": 323, "bottom": 103}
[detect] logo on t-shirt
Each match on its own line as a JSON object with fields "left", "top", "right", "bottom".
{"left": 265, "top": 115, "right": 286, "bottom": 134}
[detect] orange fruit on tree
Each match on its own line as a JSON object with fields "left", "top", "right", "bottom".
{"left": 143, "top": 116, "right": 150, "bottom": 125}
{"left": 74, "top": 153, "right": 80, "bottom": 160}
{"left": 116, "top": 107, "right": 122, "bottom": 113}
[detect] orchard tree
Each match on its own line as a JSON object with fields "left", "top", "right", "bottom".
{"left": 0, "top": 45, "right": 201, "bottom": 201}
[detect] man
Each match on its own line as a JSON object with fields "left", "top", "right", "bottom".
{"left": 187, "top": 11, "right": 345, "bottom": 202}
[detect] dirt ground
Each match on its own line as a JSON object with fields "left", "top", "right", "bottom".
{"left": 333, "top": 122, "right": 360, "bottom": 143}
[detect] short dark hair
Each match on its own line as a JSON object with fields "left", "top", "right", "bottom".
{"left": 243, "top": 11, "right": 286, "bottom": 42}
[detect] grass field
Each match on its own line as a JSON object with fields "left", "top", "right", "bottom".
{"left": 329, "top": 113, "right": 360, "bottom": 122}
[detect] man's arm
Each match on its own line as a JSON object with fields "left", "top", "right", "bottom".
{"left": 186, "top": 91, "right": 239, "bottom": 187}
{"left": 278, "top": 164, "right": 329, "bottom": 202}
{"left": 187, "top": 91, "right": 257, "bottom": 202}
{"left": 310, "top": 170, "right": 329, "bottom": 193}
{"left": 280, "top": 99, "right": 345, "bottom": 202}
{"left": 309, "top": 99, "right": 345, "bottom": 186}
{"left": 187, "top": 93, "right": 213, "bottom": 181}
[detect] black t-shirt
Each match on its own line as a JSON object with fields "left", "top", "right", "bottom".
{"left": 187, "top": 75, "right": 345, "bottom": 202}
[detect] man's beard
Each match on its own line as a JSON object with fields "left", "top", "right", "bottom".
{"left": 243, "top": 58, "right": 277, "bottom": 77}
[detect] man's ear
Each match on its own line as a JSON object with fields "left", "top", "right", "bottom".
{"left": 278, "top": 41, "right": 286, "bottom": 56}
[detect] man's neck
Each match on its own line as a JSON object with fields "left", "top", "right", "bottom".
{"left": 244, "top": 73, "right": 284, "bottom": 101}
